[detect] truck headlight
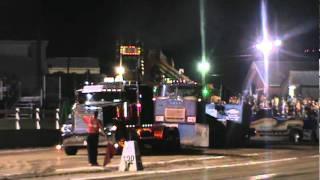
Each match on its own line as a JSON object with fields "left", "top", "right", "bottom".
{"left": 61, "top": 124, "right": 72, "bottom": 134}
{"left": 110, "top": 125, "right": 117, "bottom": 131}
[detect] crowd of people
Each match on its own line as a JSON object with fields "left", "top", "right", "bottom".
{"left": 246, "top": 94, "right": 319, "bottom": 120}
{"left": 209, "top": 93, "right": 319, "bottom": 121}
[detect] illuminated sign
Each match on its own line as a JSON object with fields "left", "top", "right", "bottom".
{"left": 82, "top": 85, "right": 104, "bottom": 93}
{"left": 224, "top": 104, "right": 243, "bottom": 123}
{"left": 120, "top": 45, "right": 141, "bottom": 56}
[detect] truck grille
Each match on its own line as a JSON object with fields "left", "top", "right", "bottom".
{"left": 165, "top": 108, "right": 185, "bottom": 122}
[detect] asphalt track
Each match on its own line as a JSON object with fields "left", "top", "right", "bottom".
{"left": 0, "top": 142, "right": 318, "bottom": 180}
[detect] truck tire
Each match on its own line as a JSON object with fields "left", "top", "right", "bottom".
{"left": 311, "top": 130, "right": 319, "bottom": 144}
{"left": 289, "top": 129, "right": 302, "bottom": 144}
{"left": 163, "top": 128, "right": 180, "bottom": 152}
{"left": 64, "top": 147, "right": 78, "bottom": 155}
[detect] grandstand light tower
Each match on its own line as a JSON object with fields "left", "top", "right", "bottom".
{"left": 197, "top": 58, "right": 210, "bottom": 98}
{"left": 117, "top": 41, "right": 143, "bottom": 126}
{"left": 255, "top": 0, "right": 281, "bottom": 97}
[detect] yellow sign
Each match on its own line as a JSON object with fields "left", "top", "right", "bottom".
{"left": 120, "top": 46, "right": 141, "bottom": 56}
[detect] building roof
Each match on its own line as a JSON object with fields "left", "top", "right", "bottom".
{"left": 46, "top": 57, "right": 99, "bottom": 68}
{"left": 0, "top": 40, "right": 48, "bottom": 57}
{"left": 244, "top": 60, "right": 317, "bottom": 90}
{"left": 46, "top": 57, "right": 100, "bottom": 74}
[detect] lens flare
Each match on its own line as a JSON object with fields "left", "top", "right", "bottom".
{"left": 55, "top": 144, "right": 62, "bottom": 150}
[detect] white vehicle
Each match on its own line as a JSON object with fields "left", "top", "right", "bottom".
{"left": 61, "top": 80, "right": 154, "bottom": 155}
{"left": 249, "top": 108, "right": 318, "bottom": 143}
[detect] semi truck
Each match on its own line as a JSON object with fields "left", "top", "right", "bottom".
{"left": 136, "top": 80, "right": 250, "bottom": 150}
{"left": 60, "top": 79, "right": 153, "bottom": 155}
{"left": 61, "top": 77, "right": 251, "bottom": 155}
{"left": 60, "top": 42, "right": 251, "bottom": 155}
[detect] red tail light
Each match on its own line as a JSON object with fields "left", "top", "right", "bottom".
{"left": 154, "top": 130, "right": 164, "bottom": 140}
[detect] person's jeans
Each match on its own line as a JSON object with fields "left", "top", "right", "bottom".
{"left": 87, "top": 133, "right": 99, "bottom": 165}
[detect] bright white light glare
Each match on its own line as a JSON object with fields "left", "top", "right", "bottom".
{"left": 288, "top": 85, "right": 296, "bottom": 97}
{"left": 104, "top": 77, "right": 114, "bottom": 83}
{"left": 86, "top": 93, "right": 93, "bottom": 100}
{"left": 110, "top": 125, "right": 117, "bottom": 131}
{"left": 123, "top": 102, "right": 128, "bottom": 118}
{"left": 256, "top": 41, "right": 273, "bottom": 54}
{"left": 115, "top": 66, "right": 125, "bottom": 75}
{"left": 114, "top": 143, "right": 119, "bottom": 149}
{"left": 256, "top": 39, "right": 281, "bottom": 54}
{"left": 197, "top": 61, "right": 210, "bottom": 74}
{"left": 274, "top": 39, "right": 282, "bottom": 47}
{"left": 55, "top": 144, "right": 62, "bottom": 150}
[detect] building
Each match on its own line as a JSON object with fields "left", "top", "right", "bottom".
{"left": 46, "top": 57, "right": 100, "bottom": 74}
{"left": 0, "top": 40, "right": 48, "bottom": 96}
{"left": 43, "top": 57, "right": 101, "bottom": 108}
{"left": 243, "top": 60, "right": 318, "bottom": 98}
{"left": 286, "top": 71, "right": 318, "bottom": 99}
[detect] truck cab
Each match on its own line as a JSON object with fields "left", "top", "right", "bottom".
{"left": 61, "top": 80, "right": 147, "bottom": 155}
{"left": 153, "top": 81, "right": 200, "bottom": 124}
{"left": 138, "top": 80, "right": 250, "bottom": 149}
{"left": 136, "top": 80, "right": 205, "bottom": 150}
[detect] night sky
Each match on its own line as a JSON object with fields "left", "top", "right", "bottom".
{"left": 0, "top": 0, "right": 318, "bottom": 93}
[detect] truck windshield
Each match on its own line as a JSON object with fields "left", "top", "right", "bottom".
{"left": 157, "top": 84, "right": 199, "bottom": 97}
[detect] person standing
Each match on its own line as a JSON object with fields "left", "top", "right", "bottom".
{"left": 83, "top": 111, "right": 104, "bottom": 166}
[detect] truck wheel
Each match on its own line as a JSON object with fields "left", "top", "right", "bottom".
{"left": 172, "top": 129, "right": 181, "bottom": 151}
{"left": 244, "top": 133, "right": 251, "bottom": 146}
{"left": 311, "top": 130, "right": 319, "bottom": 144}
{"left": 64, "top": 147, "right": 78, "bottom": 155}
{"left": 289, "top": 129, "right": 302, "bottom": 144}
{"left": 164, "top": 128, "right": 180, "bottom": 152}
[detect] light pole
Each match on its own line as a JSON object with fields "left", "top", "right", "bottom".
{"left": 197, "top": 59, "right": 210, "bottom": 83}
{"left": 197, "top": 59, "right": 210, "bottom": 98}
{"left": 255, "top": 39, "right": 282, "bottom": 97}
{"left": 115, "top": 66, "right": 125, "bottom": 82}
{"left": 115, "top": 66, "right": 125, "bottom": 75}
{"left": 256, "top": 0, "right": 282, "bottom": 98}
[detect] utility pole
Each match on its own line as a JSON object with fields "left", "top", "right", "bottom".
{"left": 37, "top": 2, "right": 44, "bottom": 107}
